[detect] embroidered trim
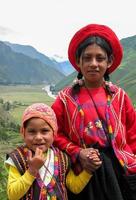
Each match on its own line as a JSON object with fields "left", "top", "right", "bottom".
{"left": 8, "top": 145, "right": 69, "bottom": 200}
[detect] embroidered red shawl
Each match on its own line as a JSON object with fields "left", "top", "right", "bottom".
{"left": 52, "top": 83, "right": 136, "bottom": 175}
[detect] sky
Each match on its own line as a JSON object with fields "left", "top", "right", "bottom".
{"left": 0, "top": 0, "right": 136, "bottom": 60}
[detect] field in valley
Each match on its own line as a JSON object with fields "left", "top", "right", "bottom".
{"left": 0, "top": 84, "right": 54, "bottom": 121}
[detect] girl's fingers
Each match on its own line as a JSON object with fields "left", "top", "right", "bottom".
{"left": 90, "top": 160, "right": 102, "bottom": 167}
{"left": 84, "top": 161, "right": 102, "bottom": 173}
{"left": 34, "top": 148, "right": 45, "bottom": 162}
{"left": 90, "top": 149, "right": 100, "bottom": 155}
{"left": 88, "top": 157, "right": 101, "bottom": 162}
{"left": 35, "top": 147, "right": 39, "bottom": 156}
{"left": 38, "top": 148, "right": 43, "bottom": 156}
{"left": 87, "top": 150, "right": 101, "bottom": 158}
{"left": 87, "top": 153, "right": 99, "bottom": 159}
{"left": 88, "top": 154, "right": 100, "bottom": 159}
{"left": 35, "top": 148, "right": 42, "bottom": 156}
{"left": 28, "top": 150, "right": 32, "bottom": 160}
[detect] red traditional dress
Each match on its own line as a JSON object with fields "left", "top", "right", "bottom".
{"left": 52, "top": 82, "right": 136, "bottom": 200}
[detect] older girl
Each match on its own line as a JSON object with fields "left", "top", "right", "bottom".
{"left": 52, "top": 24, "right": 136, "bottom": 200}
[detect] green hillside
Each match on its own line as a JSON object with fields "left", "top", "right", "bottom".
{"left": 0, "top": 41, "right": 65, "bottom": 85}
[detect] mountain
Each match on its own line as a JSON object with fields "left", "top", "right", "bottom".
{"left": 4, "top": 41, "right": 74, "bottom": 76}
{"left": 110, "top": 35, "right": 136, "bottom": 101}
{"left": 50, "top": 58, "right": 74, "bottom": 75}
{"left": 54, "top": 35, "right": 136, "bottom": 102}
{"left": 0, "top": 41, "right": 65, "bottom": 84}
{"left": 58, "top": 61, "right": 75, "bottom": 75}
{"left": 54, "top": 71, "right": 77, "bottom": 92}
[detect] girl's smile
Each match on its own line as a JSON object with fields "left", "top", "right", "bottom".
{"left": 23, "top": 118, "right": 54, "bottom": 153}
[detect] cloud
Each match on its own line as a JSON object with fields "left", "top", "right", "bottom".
{"left": 0, "top": 26, "right": 15, "bottom": 36}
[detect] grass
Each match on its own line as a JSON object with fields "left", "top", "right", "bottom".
{"left": 11, "top": 106, "right": 27, "bottom": 124}
{"left": 0, "top": 84, "right": 55, "bottom": 123}
{"left": 0, "top": 132, "right": 23, "bottom": 200}
{"left": 0, "top": 84, "right": 53, "bottom": 104}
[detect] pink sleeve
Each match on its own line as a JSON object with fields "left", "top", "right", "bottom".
{"left": 52, "top": 96, "right": 81, "bottom": 163}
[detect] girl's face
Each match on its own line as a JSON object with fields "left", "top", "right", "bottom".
{"left": 77, "top": 43, "right": 113, "bottom": 88}
{"left": 23, "top": 118, "right": 54, "bottom": 153}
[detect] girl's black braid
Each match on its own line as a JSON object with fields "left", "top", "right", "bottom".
{"left": 77, "top": 71, "right": 83, "bottom": 80}
{"left": 72, "top": 71, "right": 83, "bottom": 95}
{"left": 104, "top": 72, "right": 114, "bottom": 96}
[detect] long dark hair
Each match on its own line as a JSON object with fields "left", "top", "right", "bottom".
{"left": 72, "top": 36, "right": 113, "bottom": 95}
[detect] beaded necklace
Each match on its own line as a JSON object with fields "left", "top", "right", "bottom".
{"left": 85, "top": 85, "right": 114, "bottom": 145}
{"left": 36, "top": 147, "right": 66, "bottom": 200}
{"left": 75, "top": 84, "right": 114, "bottom": 147}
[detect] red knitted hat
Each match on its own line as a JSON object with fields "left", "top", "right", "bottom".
{"left": 68, "top": 24, "right": 123, "bottom": 74}
{"left": 20, "top": 103, "right": 58, "bottom": 136}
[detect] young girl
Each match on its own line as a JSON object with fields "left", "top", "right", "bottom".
{"left": 5, "top": 103, "right": 101, "bottom": 200}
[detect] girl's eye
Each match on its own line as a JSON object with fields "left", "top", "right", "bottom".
{"left": 42, "top": 129, "right": 50, "bottom": 134}
{"left": 82, "top": 56, "right": 91, "bottom": 62}
{"left": 82, "top": 55, "right": 107, "bottom": 63}
{"left": 42, "top": 129, "right": 48, "bottom": 132}
{"left": 96, "top": 55, "right": 107, "bottom": 62}
{"left": 27, "top": 129, "right": 36, "bottom": 135}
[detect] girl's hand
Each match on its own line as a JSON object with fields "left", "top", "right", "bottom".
{"left": 79, "top": 148, "right": 102, "bottom": 173}
{"left": 28, "top": 148, "right": 45, "bottom": 176}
